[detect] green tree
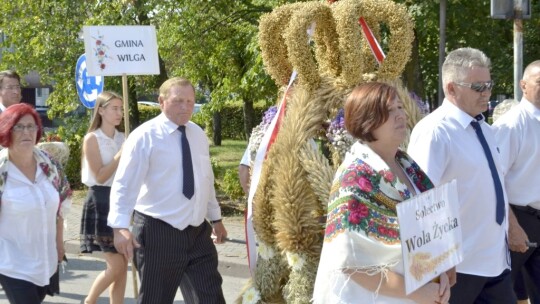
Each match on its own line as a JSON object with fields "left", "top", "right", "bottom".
{"left": 155, "top": 0, "right": 286, "bottom": 143}
{"left": 0, "top": 1, "right": 91, "bottom": 116}
{"left": 399, "top": 0, "right": 540, "bottom": 108}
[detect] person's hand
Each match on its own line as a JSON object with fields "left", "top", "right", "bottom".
{"left": 509, "top": 210, "right": 529, "bottom": 253}
{"left": 437, "top": 272, "right": 451, "bottom": 304}
{"left": 114, "top": 144, "right": 123, "bottom": 162}
{"left": 445, "top": 267, "right": 456, "bottom": 287}
{"left": 212, "top": 221, "right": 228, "bottom": 244}
{"left": 408, "top": 275, "right": 450, "bottom": 304}
{"left": 113, "top": 228, "right": 140, "bottom": 260}
{"left": 56, "top": 242, "right": 65, "bottom": 263}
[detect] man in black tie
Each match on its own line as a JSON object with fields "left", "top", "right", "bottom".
{"left": 108, "top": 77, "right": 227, "bottom": 304}
{"left": 408, "top": 47, "right": 514, "bottom": 303}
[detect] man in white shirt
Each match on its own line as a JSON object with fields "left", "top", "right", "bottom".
{"left": 408, "top": 47, "right": 514, "bottom": 303}
{"left": 108, "top": 77, "right": 227, "bottom": 304}
{"left": 493, "top": 60, "right": 540, "bottom": 303}
{"left": 0, "top": 70, "right": 22, "bottom": 112}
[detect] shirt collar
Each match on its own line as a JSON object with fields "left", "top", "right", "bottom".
{"left": 441, "top": 98, "right": 483, "bottom": 129}
{"left": 520, "top": 98, "right": 540, "bottom": 121}
{"left": 158, "top": 113, "right": 188, "bottom": 135}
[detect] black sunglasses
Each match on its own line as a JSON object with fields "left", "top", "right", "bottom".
{"left": 454, "top": 81, "right": 494, "bottom": 93}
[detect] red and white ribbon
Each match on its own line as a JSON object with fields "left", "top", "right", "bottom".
{"left": 358, "top": 17, "right": 386, "bottom": 65}
{"left": 245, "top": 22, "right": 315, "bottom": 278}
{"left": 245, "top": 70, "right": 297, "bottom": 277}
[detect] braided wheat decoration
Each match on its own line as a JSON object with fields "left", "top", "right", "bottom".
{"left": 238, "top": 0, "right": 419, "bottom": 303}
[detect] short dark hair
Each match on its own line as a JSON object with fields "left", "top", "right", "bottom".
{"left": 0, "top": 103, "right": 43, "bottom": 147}
{"left": 344, "top": 82, "right": 398, "bottom": 142}
{"left": 0, "top": 70, "right": 21, "bottom": 87}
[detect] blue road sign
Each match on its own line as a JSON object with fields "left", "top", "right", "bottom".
{"left": 75, "top": 54, "right": 104, "bottom": 109}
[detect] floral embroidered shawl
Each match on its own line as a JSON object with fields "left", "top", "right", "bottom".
{"left": 313, "top": 142, "right": 433, "bottom": 303}
{"left": 0, "top": 147, "right": 72, "bottom": 216}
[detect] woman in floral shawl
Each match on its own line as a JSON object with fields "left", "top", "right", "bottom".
{"left": 0, "top": 103, "right": 71, "bottom": 303}
{"left": 313, "top": 82, "right": 451, "bottom": 303}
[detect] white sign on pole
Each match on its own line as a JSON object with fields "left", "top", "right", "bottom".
{"left": 83, "top": 25, "right": 160, "bottom": 76}
{"left": 396, "top": 180, "right": 463, "bottom": 295}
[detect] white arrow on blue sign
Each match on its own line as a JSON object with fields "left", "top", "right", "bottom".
{"left": 75, "top": 54, "right": 104, "bottom": 109}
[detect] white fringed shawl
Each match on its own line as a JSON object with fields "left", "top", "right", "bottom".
{"left": 313, "top": 142, "right": 434, "bottom": 303}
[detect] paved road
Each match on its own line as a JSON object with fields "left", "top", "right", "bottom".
{"left": 0, "top": 201, "right": 250, "bottom": 303}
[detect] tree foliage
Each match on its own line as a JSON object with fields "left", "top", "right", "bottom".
{"left": 398, "top": 0, "right": 540, "bottom": 107}
{"left": 0, "top": 0, "right": 297, "bottom": 142}
{"left": 2, "top": 0, "right": 540, "bottom": 132}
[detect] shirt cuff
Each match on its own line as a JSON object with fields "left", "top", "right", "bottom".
{"left": 107, "top": 214, "right": 131, "bottom": 229}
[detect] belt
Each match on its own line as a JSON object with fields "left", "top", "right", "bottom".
{"left": 90, "top": 185, "right": 111, "bottom": 190}
{"left": 512, "top": 204, "right": 540, "bottom": 215}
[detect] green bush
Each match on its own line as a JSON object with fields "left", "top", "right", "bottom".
{"left": 203, "top": 101, "right": 271, "bottom": 140}
{"left": 138, "top": 105, "right": 161, "bottom": 123}
{"left": 220, "top": 168, "right": 244, "bottom": 201}
{"left": 138, "top": 101, "right": 271, "bottom": 141}
{"left": 56, "top": 114, "right": 90, "bottom": 190}
{"left": 210, "top": 157, "right": 221, "bottom": 189}
{"left": 191, "top": 111, "right": 206, "bottom": 129}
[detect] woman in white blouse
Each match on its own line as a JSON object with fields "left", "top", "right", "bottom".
{"left": 79, "top": 91, "right": 126, "bottom": 304}
{"left": 0, "top": 103, "right": 72, "bottom": 303}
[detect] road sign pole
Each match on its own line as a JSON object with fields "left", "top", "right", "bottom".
{"left": 514, "top": 0, "right": 523, "bottom": 101}
{"left": 122, "top": 74, "right": 130, "bottom": 136}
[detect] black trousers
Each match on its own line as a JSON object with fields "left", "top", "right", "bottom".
{"left": 132, "top": 211, "right": 225, "bottom": 304}
{"left": 0, "top": 273, "right": 48, "bottom": 304}
{"left": 450, "top": 269, "right": 515, "bottom": 304}
{"left": 511, "top": 205, "right": 540, "bottom": 304}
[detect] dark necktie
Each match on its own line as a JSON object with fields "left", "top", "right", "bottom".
{"left": 471, "top": 120, "right": 505, "bottom": 225}
{"left": 178, "top": 126, "right": 194, "bottom": 199}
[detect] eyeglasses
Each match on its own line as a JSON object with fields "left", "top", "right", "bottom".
{"left": 12, "top": 124, "right": 38, "bottom": 133}
{"left": 1, "top": 85, "right": 21, "bottom": 91}
{"left": 454, "top": 81, "right": 494, "bottom": 93}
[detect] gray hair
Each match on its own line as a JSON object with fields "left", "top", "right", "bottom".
{"left": 523, "top": 60, "right": 540, "bottom": 80}
{"left": 442, "top": 48, "right": 491, "bottom": 95}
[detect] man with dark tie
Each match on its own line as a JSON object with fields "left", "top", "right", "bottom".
{"left": 493, "top": 60, "right": 540, "bottom": 304}
{"left": 408, "top": 47, "right": 514, "bottom": 303}
{"left": 0, "top": 70, "right": 22, "bottom": 112}
{"left": 108, "top": 77, "right": 227, "bottom": 304}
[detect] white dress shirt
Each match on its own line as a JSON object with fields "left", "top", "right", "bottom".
{"left": 407, "top": 99, "right": 509, "bottom": 277}
{"left": 81, "top": 128, "right": 125, "bottom": 187}
{"left": 0, "top": 163, "right": 59, "bottom": 286}
{"left": 493, "top": 99, "right": 540, "bottom": 210}
{"left": 108, "top": 113, "right": 221, "bottom": 230}
{"left": 240, "top": 147, "right": 250, "bottom": 166}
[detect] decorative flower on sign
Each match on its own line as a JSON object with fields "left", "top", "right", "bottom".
{"left": 91, "top": 32, "right": 113, "bottom": 71}
{"left": 242, "top": 287, "right": 261, "bottom": 304}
